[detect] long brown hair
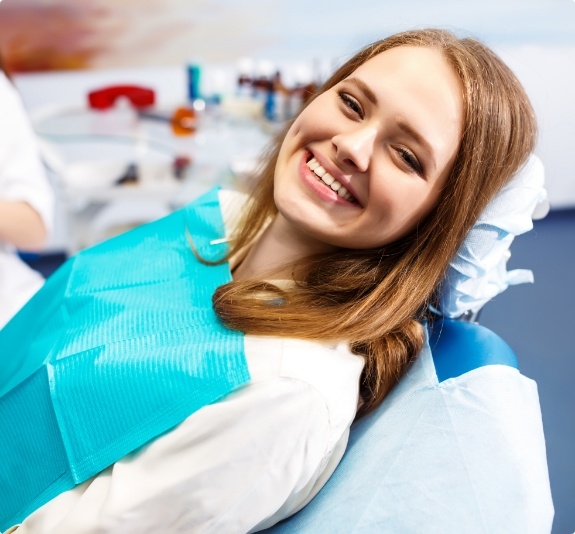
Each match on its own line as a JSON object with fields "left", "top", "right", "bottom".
{"left": 213, "top": 29, "right": 537, "bottom": 416}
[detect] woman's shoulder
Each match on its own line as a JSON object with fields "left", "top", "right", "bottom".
{"left": 244, "top": 336, "right": 364, "bottom": 437}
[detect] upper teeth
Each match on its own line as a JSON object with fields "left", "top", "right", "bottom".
{"left": 307, "top": 158, "right": 354, "bottom": 202}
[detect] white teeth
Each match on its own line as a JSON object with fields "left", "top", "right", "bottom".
{"left": 308, "top": 159, "right": 320, "bottom": 170}
{"left": 337, "top": 186, "right": 353, "bottom": 201}
{"left": 321, "top": 173, "right": 335, "bottom": 186}
{"left": 314, "top": 165, "right": 326, "bottom": 177}
{"left": 306, "top": 157, "right": 355, "bottom": 202}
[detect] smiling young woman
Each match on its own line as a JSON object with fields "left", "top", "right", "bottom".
{"left": 1, "top": 28, "right": 542, "bottom": 534}
{"left": 215, "top": 28, "right": 537, "bottom": 415}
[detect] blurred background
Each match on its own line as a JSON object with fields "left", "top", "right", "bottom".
{"left": 0, "top": 0, "right": 573, "bottom": 530}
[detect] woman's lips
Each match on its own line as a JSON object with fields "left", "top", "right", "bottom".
{"left": 305, "top": 156, "right": 357, "bottom": 203}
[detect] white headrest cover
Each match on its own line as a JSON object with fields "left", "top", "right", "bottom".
{"left": 436, "top": 154, "right": 547, "bottom": 318}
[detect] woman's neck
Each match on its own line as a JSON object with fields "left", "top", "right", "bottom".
{"left": 232, "top": 214, "right": 336, "bottom": 281}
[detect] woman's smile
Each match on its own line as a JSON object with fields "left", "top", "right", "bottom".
{"left": 300, "top": 151, "right": 362, "bottom": 206}
{"left": 273, "top": 45, "right": 463, "bottom": 252}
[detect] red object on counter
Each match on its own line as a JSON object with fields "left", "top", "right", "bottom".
{"left": 88, "top": 85, "right": 155, "bottom": 110}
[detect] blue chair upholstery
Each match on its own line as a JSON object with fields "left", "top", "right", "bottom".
{"left": 263, "top": 319, "right": 549, "bottom": 533}
{"left": 428, "top": 318, "right": 518, "bottom": 382}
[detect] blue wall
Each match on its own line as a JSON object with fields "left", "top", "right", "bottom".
{"left": 482, "top": 208, "right": 575, "bottom": 534}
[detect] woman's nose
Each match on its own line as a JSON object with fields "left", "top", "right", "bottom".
{"left": 332, "top": 126, "right": 377, "bottom": 172}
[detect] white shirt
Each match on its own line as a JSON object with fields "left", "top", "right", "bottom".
{"left": 0, "top": 72, "right": 54, "bottom": 328}
{"left": 6, "top": 190, "right": 365, "bottom": 533}
{"left": 7, "top": 337, "right": 364, "bottom": 534}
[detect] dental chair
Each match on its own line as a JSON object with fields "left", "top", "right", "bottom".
{"left": 264, "top": 155, "right": 554, "bottom": 533}
{"left": 264, "top": 317, "right": 553, "bottom": 533}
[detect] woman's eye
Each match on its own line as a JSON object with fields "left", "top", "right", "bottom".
{"left": 338, "top": 91, "right": 363, "bottom": 118}
{"left": 397, "top": 147, "right": 423, "bottom": 175}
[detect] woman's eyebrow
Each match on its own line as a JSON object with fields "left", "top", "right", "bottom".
{"left": 346, "top": 77, "right": 377, "bottom": 104}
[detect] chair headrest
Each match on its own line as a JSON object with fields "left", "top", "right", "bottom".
{"left": 435, "top": 154, "right": 547, "bottom": 319}
{"left": 428, "top": 318, "right": 518, "bottom": 382}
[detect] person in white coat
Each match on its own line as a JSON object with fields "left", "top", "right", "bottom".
{"left": 0, "top": 64, "right": 54, "bottom": 329}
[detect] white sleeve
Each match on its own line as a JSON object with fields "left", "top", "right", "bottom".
{"left": 0, "top": 73, "right": 54, "bottom": 235}
{"left": 13, "top": 378, "right": 336, "bottom": 534}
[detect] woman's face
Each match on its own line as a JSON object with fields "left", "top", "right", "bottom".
{"left": 273, "top": 45, "right": 464, "bottom": 251}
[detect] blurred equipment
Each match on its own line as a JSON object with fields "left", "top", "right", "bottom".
{"left": 32, "top": 81, "right": 270, "bottom": 253}
{"left": 88, "top": 85, "right": 155, "bottom": 110}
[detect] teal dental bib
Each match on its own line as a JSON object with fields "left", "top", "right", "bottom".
{"left": 0, "top": 187, "right": 249, "bottom": 530}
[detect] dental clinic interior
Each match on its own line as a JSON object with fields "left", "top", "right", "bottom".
{"left": 0, "top": 1, "right": 574, "bottom": 532}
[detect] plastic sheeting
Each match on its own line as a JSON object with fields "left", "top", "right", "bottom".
{"left": 437, "top": 155, "right": 547, "bottom": 318}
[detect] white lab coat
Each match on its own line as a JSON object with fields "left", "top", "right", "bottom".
{"left": 0, "top": 72, "right": 54, "bottom": 329}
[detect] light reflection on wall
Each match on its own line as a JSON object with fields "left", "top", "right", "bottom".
{"left": 0, "top": 0, "right": 279, "bottom": 72}
{"left": 1, "top": 0, "right": 574, "bottom": 73}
